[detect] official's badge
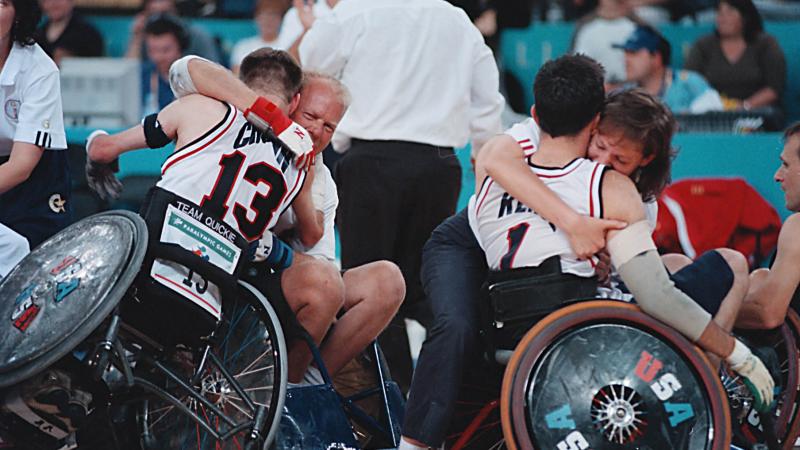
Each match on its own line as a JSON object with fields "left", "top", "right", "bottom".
{"left": 4, "top": 99, "right": 20, "bottom": 121}
{"left": 49, "top": 194, "right": 66, "bottom": 214}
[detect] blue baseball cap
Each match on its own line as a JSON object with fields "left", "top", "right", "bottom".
{"left": 612, "top": 26, "right": 661, "bottom": 52}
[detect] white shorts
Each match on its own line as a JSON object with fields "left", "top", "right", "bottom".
{"left": 0, "top": 223, "right": 29, "bottom": 278}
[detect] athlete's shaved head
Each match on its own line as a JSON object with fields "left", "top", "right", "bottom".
{"left": 240, "top": 48, "right": 303, "bottom": 104}
{"left": 533, "top": 54, "right": 605, "bottom": 138}
{"left": 785, "top": 122, "right": 800, "bottom": 156}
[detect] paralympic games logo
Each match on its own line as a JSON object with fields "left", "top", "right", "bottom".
{"left": 4, "top": 99, "right": 20, "bottom": 121}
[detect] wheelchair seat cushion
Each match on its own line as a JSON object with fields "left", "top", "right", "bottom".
{"left": 0, "top": 211, "right": 147, "bottom": 388}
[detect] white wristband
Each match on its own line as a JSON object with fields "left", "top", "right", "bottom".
{"left": 725, "top": 338, "right": 750, "bottom": 366}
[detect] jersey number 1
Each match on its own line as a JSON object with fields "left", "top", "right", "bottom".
{"left": 202, "top": 151, "right": 287, "bottom": 241}
{"left": 500, "top": 223, "right": 530, "bottom": 270}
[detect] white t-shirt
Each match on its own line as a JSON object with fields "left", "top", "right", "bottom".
{"left": 273, "top": 157, "right": 338, "bottom": 262}
{"left": 0, "top": 43, "right": 66, "bottom": 156}
{"left": 572, "top": 17, "right": 637, "bottom": 84}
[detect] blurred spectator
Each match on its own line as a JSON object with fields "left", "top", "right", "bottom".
{"left": 229, "top": 0, "right": 290, "bottom": 73}
{"left": 126, "top": 0, "right": 222, "bottom": 63}
{"left": 35, "top": 0, "right": 104, "bottom": 66}
{"left": 684, "top": 0, "right": 786, "bottom": 112}
{"left": 571, "top": 0, "right": 644, "bottom": 86}
{"left": 141, "top": 15, "right": 187, "bottom": 114}
{"left": 280, "top": 0, "right": 337, "bottom": 59}
{"left": 617, "top": 25, "right": 724, "bottom": 113}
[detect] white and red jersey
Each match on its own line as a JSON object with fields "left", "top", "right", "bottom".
{"left": 468, "top": 119, "right": 607, "bottom": 276}
{"left": 505, "top": 117, "right": 541, "bottom": 160}
{"left": 157, "top": 103, "right": 306, "bottom": 242}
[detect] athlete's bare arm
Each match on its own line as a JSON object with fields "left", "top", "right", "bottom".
{"left": 0, "top": 143, "right": 44, "bottom": 195}
{"left": 477, "top": 134, "right": 626, "bottom": 258}
{"left": 181, "top": 58, "right": 258, "bottom": 113}
{"left": 88, "top": 95, "right": 228, "bottom": 163}
{"left": 737, "top": 213, "right": 800, "bottom": 329}
{"left": 290, "top": 163, "right": 324, "bottom": 247}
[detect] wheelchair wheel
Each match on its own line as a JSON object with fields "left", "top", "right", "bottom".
{"left": 501, "top": 300, "right": 731, "bottom": 450}
{"left": 137, "top": 281, "right": 287, "bottom": 450}
{"left": 781, "top": 309, "right": 800, "bottom": 448}
{"left": 727, "top": 322, "right": 798, "bottom": 448}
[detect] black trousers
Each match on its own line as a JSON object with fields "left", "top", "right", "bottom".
{"left": 402, "top": 209, "right": 487, "bottom": 446}
{"left": 333, "top": 139, "right": 462, "bottom": 392}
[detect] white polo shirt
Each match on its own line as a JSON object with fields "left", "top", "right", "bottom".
{"left": 273, "top": 157, "right": 338, "bottom": 262}
{"left": 299, "top": 0, "right": 504, "bottom": 152}
{"left": 0, "top": 43, "right": 67, "bottom": 157}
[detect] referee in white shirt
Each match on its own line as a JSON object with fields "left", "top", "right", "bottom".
{"left": 0, "top": 0, "right": 69, "bottom": 270}
{"left": 299, "top": 0, "right": 504, "bottom": 391}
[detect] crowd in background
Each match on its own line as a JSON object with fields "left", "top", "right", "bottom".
{"left": 33, "top": 0, "right": 795, "bottom": 129}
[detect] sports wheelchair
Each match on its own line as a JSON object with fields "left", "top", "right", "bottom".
{"left": 0, "top": 210, "right": 404, "bottom": 450}
{"left": 444, "top": 266, "right": 800, "bottom": 450}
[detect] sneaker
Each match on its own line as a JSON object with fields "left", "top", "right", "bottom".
{"left": 22, "top": 370, "right": 91, "bottom": 431}
{"left": 287, "top": 366, "right": 326, "bottom": 388}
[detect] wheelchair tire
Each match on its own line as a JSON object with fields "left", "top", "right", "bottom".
{"left": 137, "top": 280, "right": 287, "bottom": 450}
{"left": 780, "top": 309, "right": 800, "bottom": 448}
{"left": 500, "top": 300, "right": 731, "bottom": 450}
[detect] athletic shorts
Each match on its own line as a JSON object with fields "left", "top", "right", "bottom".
{"left": 0, "top": 150, "right": 72, "bottom": 248}
{"left": 669, "top": 250, "right": 734, "bottom": 316}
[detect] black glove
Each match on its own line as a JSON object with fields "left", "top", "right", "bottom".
{"left": 85, "top": 130, "right": 123, "bottom": 201}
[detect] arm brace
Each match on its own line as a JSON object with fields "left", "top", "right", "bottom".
{"left": 617, "top": 250, "right": 712, "bottom": 342}
{"left": 169, "top": 55, "right": 209, "bottom": 98}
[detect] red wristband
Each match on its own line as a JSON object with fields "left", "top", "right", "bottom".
{"left": 245, "top": 97, "right": 292, "bottom": 133}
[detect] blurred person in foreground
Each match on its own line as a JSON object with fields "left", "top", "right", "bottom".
{"left": 0, "top": 0, "right": 69, "bottom": 265}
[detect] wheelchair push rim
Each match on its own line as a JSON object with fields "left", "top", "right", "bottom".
{"left": 500, "top": 300, "right": 731, "bottom": 450}
{"left": 136, "top": 281, "right": 286, "bottom": 450}
{"left": 779, "top": 309, "right": 800, "bottom": 448}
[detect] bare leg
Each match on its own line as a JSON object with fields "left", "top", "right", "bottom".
{"left": 281, "top": 253, "right": 345, "bottom": 382}
{"left": 320, "top": 260, "right": 405, "bottom": 376}
{"left": 661, "top": 253, "right": 693, "bottom": 274}
{"left": 711, "top": 248, "right": 750, "bottom": 332}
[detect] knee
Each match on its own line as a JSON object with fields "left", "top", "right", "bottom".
{"left": 661, "top": 253, "right": 692, "bottom": 273}
{"left": 714, "top": 248, "right": 749, "bottom": 280}
{"left": 289, "top": 260, "right": 345, "bottom": 313}
{"left": 370, "top": 260, "right": 406, "bottom": 309}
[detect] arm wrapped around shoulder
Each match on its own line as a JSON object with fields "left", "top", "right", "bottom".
{"left": 169, "top": 55, "right": 210, "bottom": 98}
{"left": 609, "top": 221, "right": 712, "bottom": 342}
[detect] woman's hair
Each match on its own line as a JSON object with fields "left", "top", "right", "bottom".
{"left": 718, "top": 0, "right": 764, "bottom": 43}
{"left": 599, "top": 89, "right": 677, "bottom": 202}
{"left": 10, "top": 0, "right": 42, "bottom": 46}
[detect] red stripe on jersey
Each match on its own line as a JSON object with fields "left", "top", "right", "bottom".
{"left": 520, "top": 145, "right": 534, "bottom": 150}
{"left": 518, "top": 138, "right": 531, "bottom": 144}
{"left": 162, "top": 110, "right": 238, "bottom": 175}
{"left": 588, "top": 163, "right": 602, "bottom": 217}
{"left": 153, "top": 273, "right": 220, "bottom": 315}
{"left": 475, "top": 179, "right": 494, "bottom": 215}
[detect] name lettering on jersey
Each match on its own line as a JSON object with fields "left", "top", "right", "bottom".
{"left": 174, "top": 201, "right": 238, "bottom": 244}
{"left": 498, "top": 193, "right": 556, "bottom": 231}
{"left": 233, "top": 122, "right": 293, "bottom": 173}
